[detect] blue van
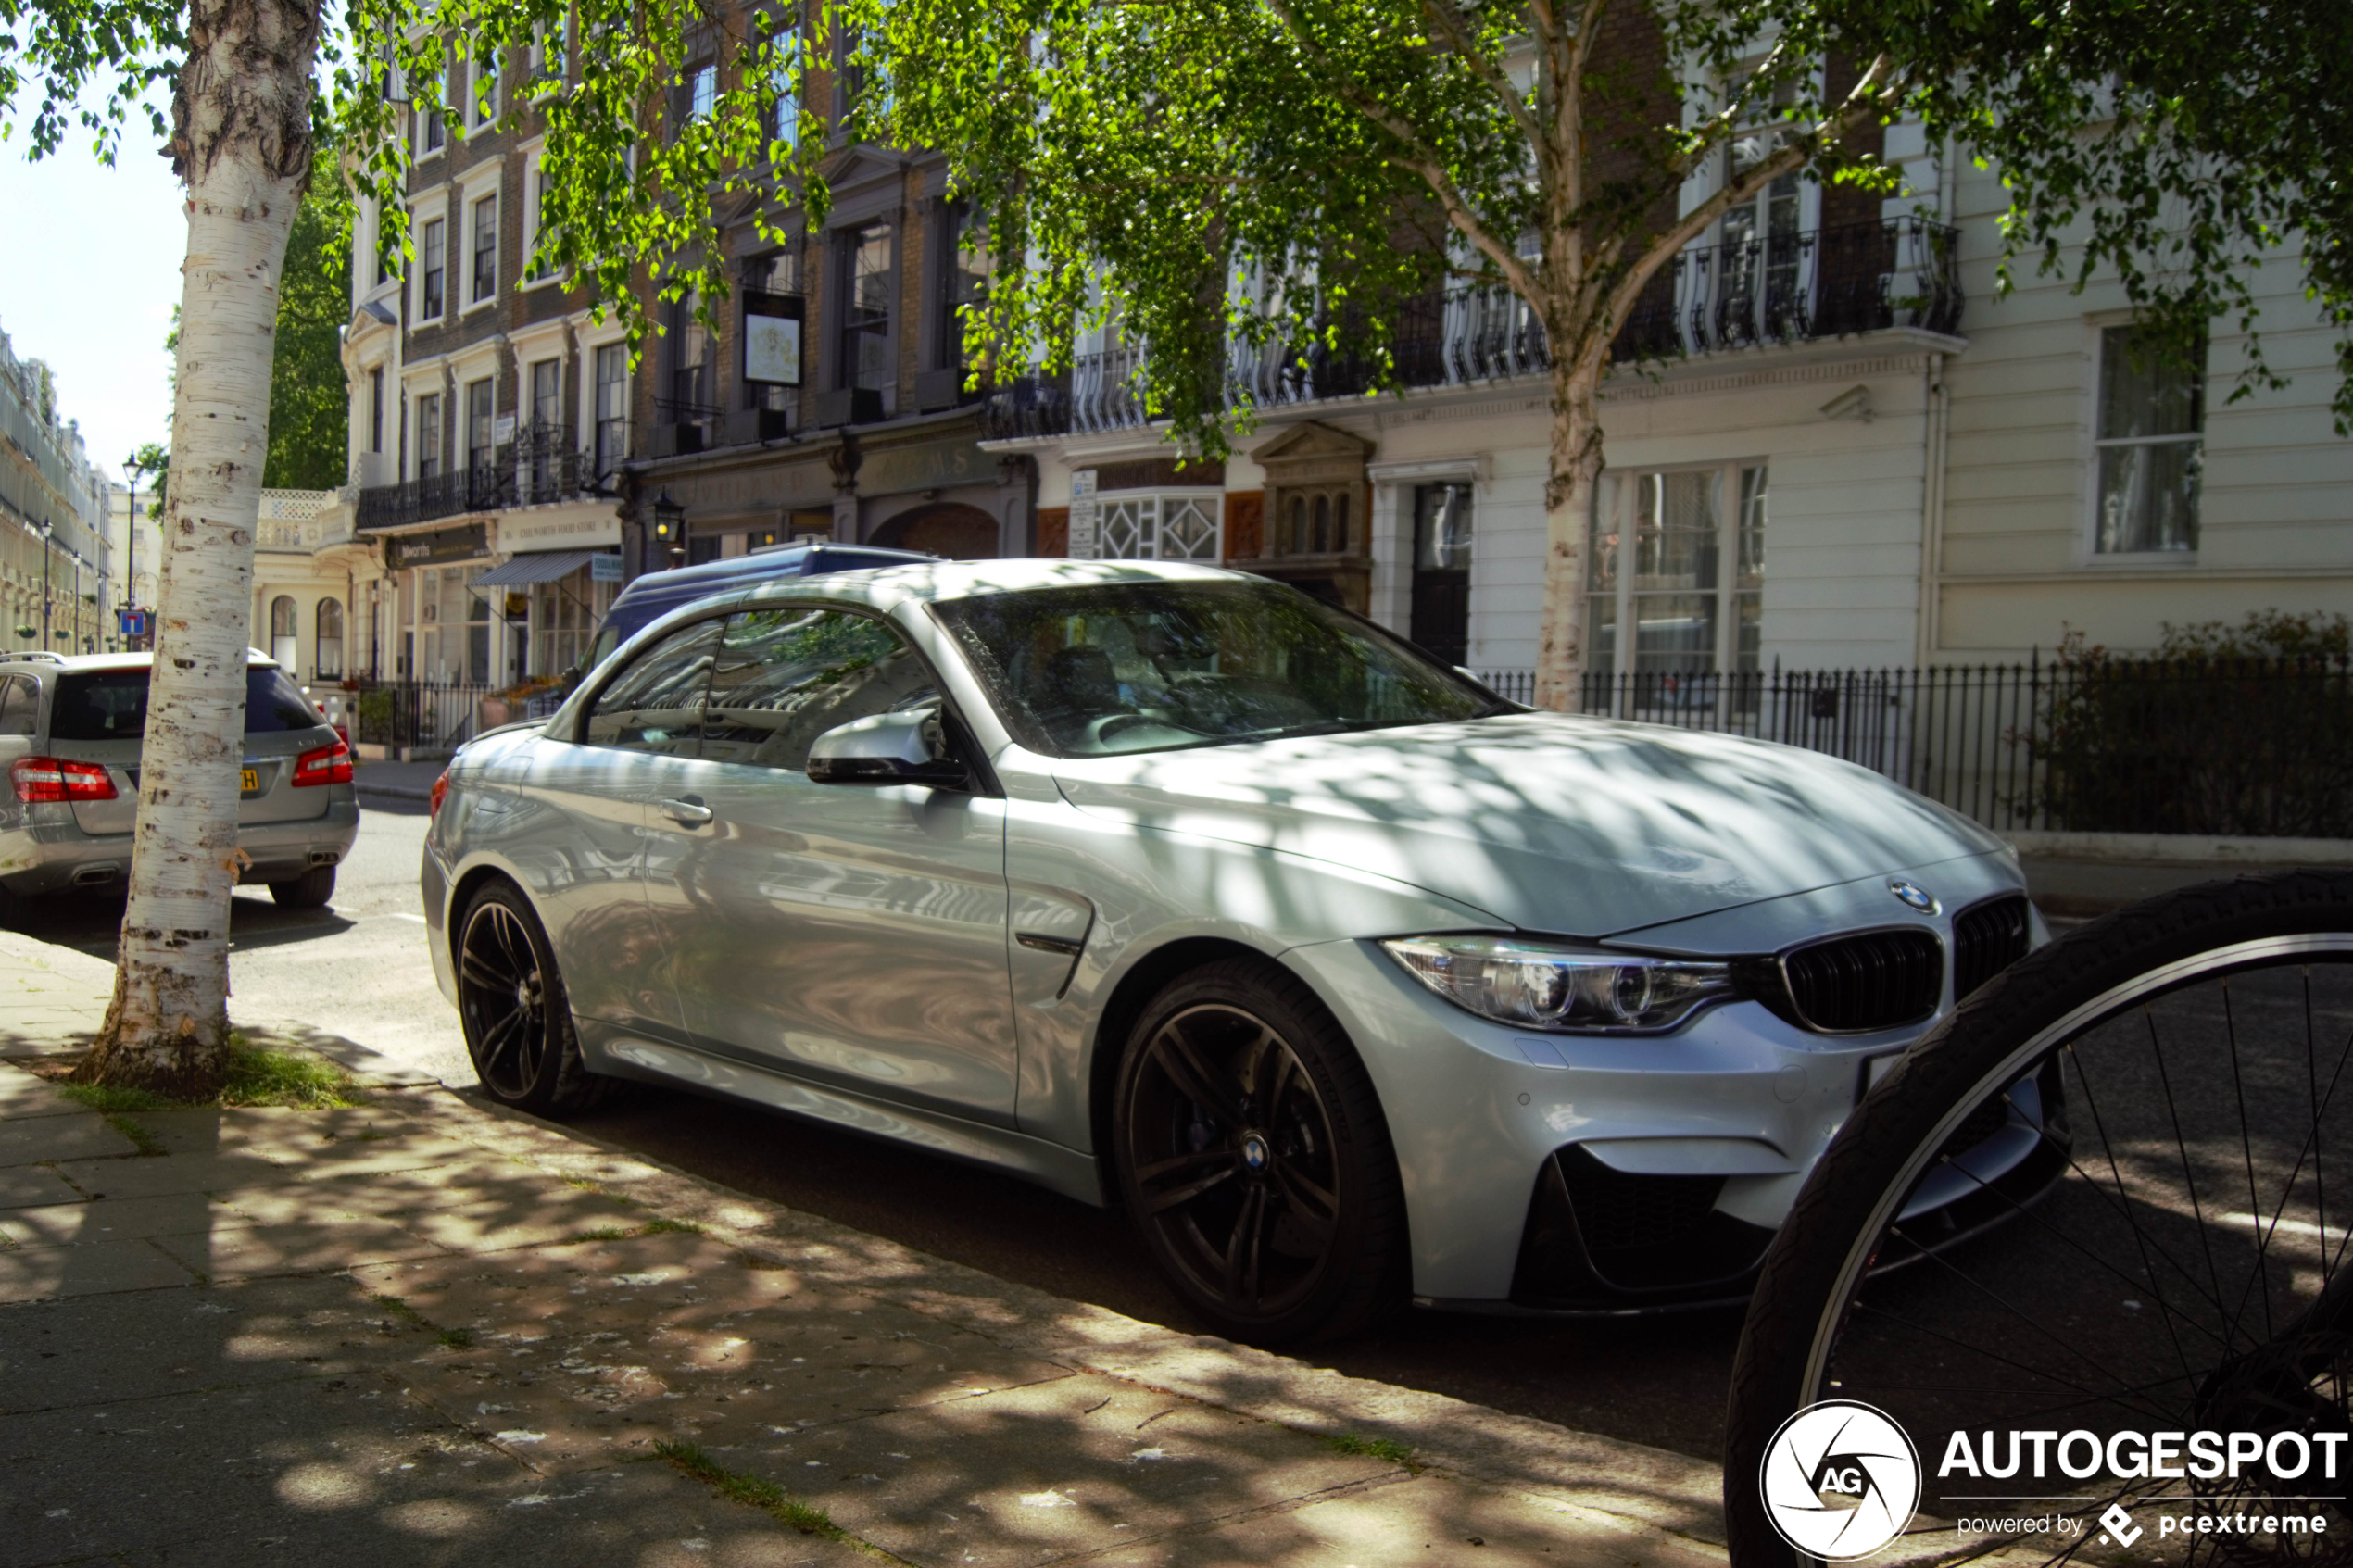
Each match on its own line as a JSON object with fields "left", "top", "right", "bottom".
{"left": 581, "top": 543, "right": 933, "bottom": 674}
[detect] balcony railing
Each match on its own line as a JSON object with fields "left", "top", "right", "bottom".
{"left": 357, "top": 426, "right": 600, "bottom": 532}
{"left": 981, "top": 216, "right": 1960, "bottom": 440}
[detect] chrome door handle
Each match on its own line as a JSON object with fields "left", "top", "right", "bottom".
{"left": 658, "top": 797, "right": 713, "bottom": 825}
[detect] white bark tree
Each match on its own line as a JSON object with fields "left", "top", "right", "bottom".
{"left": 6, "top": 0, "right": 814, "bottom": 1095}
{"left": 74, "top": 0, "right": 320, "bottom": 1095}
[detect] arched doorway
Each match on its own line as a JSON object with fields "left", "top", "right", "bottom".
{"left": 870, "top": 502, "right": 1000, "bottom": 559}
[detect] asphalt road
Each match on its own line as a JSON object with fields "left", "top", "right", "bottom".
{"left": 6, "top": 795, "right": 1747, "bottom": 1462}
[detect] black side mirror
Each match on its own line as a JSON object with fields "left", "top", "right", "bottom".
{"left": 806, "top": 709, "right": 966, "bottom": 786}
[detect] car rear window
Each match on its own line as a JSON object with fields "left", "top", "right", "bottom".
{"left": 48, "top": 668, "right": 323, "bottom": 741}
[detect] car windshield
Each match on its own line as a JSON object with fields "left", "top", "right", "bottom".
{"left": 931, "top": 579, "right": 1513, "bottom": 758}
{"left": 48, "top": 668, "right": 322, "bottom": 741}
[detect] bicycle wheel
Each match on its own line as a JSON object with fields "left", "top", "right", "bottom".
{"left": 1727, "top": 870, "right": 2353, "bottom": 1568}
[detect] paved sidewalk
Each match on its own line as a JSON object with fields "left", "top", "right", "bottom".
{"left": 0, "top": 933, "right": 1730, "bottom": 1567}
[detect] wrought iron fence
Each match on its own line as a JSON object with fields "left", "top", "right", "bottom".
{"left": 1466, "top": 658, "right": 2353, "bottom": 837}
{"left": 350, "top": 681, "right": 494, "bottom": 756}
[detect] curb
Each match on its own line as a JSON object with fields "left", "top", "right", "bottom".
{"left": 355, "top": 783, "right": 432, "bottom": 802}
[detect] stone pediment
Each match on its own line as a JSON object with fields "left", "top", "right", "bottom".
{"left": 822, "top": 144, "right": 913, "bottom": 210}
{"left": 1252, "top": 420, "right": 1373, "bottom": 470}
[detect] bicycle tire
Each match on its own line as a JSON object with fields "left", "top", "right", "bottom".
{"left": 1726, "top": 868, "right": 2353, "bottom": 1568}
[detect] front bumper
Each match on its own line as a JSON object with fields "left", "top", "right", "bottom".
{"left": 0, "top": 797, "right": 360, "bottom": 896}
{"left": 1282, "top": 873, "right": 2046, "bottom": 1308}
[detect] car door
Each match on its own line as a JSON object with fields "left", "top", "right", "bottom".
{"left": 650, "top": 605, "right": 1020, "bottom": 1125}
{"left": 520, "top": 617, "right": 724, "bottom": 1034}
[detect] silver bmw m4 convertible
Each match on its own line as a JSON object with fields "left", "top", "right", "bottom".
{"left": 423, "top": 558, "right": 2057, "bottom": 1342}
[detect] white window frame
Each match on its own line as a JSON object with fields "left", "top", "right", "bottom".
{"left": 1587, "top": 459, "right": 1768, "bottom": 694}
{"left": 583, "top": 330, "right": 631, "bottom": 481}
{"left": 1088, "top": 490, "right": 1224, "bottom": 563}
{"left": 465, "top": 190, "right": 498, "bottom": 309}
{"left": 469, "top": 48, "right": 498, "bottom": 128}
{"left": 414, "top": 212, "right": 447, "bottom": 322}
{"left": 521, "top": 144, "right": 560, "bottom": 288}
{"left": 2081, "top": 314, "right": 2205, "bottom": 563}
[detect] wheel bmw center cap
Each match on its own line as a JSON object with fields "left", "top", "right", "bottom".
{"left": 1240, "top": 1132, "right": 1271, "bottom": 1173}
{"left": 1888, "top": 878, "right": 1938, "bottom": 914}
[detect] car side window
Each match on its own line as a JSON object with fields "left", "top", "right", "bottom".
{"left": 0, "top": 675, "right": 35, "bottom": 736}
{"left": 583, "top": 620, "right": 724, "bottom": 755}
{"left": 701, "top": 608, "right": 939, "bottom": 771}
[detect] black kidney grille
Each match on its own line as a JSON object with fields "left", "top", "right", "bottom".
{"left": 1953, "top": 894, "right": 2032, "bottom": 1001}
{"left": 1781, "top": 930, "right": 1943, "bottom": 1033}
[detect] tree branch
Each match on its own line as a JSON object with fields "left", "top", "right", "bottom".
{"left": 1416, "top": 0, "right": 1545, "bottom": 162}
{"left": 1667, "top": 34, "right": 1791, "bottom": 181}
{"left": 1259, "top": 0, "right": 1538, "bottom": 298}
{"left": 1599, "top": 53, "right": 1897, "bottom": 355}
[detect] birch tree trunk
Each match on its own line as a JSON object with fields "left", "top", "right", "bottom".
{"left": 1533, "top": 355, "right": 1606, "bottom": 714}
{"left": 73, "top": 0, "right": 321, "bottom": 1098}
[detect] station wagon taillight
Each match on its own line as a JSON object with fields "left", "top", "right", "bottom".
{"left": 10, "top": 757, "right": 118, "bottom": 803}
{"left": 290, "top": 737, "right": 353, "bottom": 788}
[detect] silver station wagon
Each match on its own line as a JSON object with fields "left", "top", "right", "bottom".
{"left": 0, "top": 651, "right": 359, "bottom": 911}
{"left": 422, "top": 560, "right": 2052, "bottom": 1343}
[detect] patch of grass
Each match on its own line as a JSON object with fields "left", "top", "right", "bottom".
{"left": 435, "top": 1327, "right": 476, "bottom": 1350}
{"left": 1321, "top": 1431, "right": 1417, "bottom": 1469}
{"left": 655, "top": 1441, "right": 845, "bottom": 1539}
{"left": 371, "top": 1293, "right": 431, "bottom": 1331}
{"left": 567, "top": 1217, "right": 701, "bottom": 1245}
{"left": 52, "top": 1040, "right": 364, "bottom": 1114}
{"left": 59, "top": 1082, "right": 176, "bottom": 1114}
{"left": 102, "top": 1113, "right": 169, "bottom": 1157}
{"left": 735, "top": 1250, "right": 791, "bottom": 1272}
{"left": 220, "top": 1046, "right": 365, "bottom": 1110}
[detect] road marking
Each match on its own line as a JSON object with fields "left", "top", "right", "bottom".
{"left": 388, "top": 912, "right": 428, "bottom": 923}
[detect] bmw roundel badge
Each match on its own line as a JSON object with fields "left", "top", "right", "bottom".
{"left": 1888, "top": 879, "right": 1938, "bottom": 915}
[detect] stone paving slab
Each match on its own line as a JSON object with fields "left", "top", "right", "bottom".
{"left": 0, "top": 1236, "right": 199, "bottom": 1303}
{"left": 754, "top": 1372, "right": 1402, "bottom": 1568}
{"left": 150, "top": 1216, "right": 453, "bottom": 1281}
{"left": 0, "top": 1379, "right": 871, "bottom": 1568}
{"left": 0, "top": 1164, "right": 85, "bottom": 1210}
{"left": 0, "top": 1109, "right": 139, "bottom": 1166}
{"left": 1084, "top": 1473, "right": 1734, "bottom": 1568}
{"left": 0, "top": 1065, "right": 84, "bottom": 1120}
{"left": 0, "top": 1274, "right": 387, "bottom": 1414}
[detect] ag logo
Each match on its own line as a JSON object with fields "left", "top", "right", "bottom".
{"left": 1759, "top": 1400, "right": 1923, "bottom": 1560}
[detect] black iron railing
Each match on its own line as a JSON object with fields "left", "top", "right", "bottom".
{"left": 1466, "top": 658, "right": 2353, "bottom": 837}
{"left": 988, "top": 217, "right": 1962, "bottom": 437}
{"left": 357, "top": 429, "right": 599, "bottom": 531}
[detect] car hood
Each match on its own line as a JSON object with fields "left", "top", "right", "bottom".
{"left": 1049, "top": 711, "right": 2008, "bottom": 936}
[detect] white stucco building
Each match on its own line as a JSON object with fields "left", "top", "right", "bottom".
{"left": 986, "top": 127, "right": 2352, "bottom": 687}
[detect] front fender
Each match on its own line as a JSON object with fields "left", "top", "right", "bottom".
{"left": 1008, "top": 788, "right": 1503, "bottom": 1156}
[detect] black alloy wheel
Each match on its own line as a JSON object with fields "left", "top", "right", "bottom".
{"left": 456, "top": 882, "right": 609, "bottom": 1116}
{"left": 1114, "top": 961, "right": 1407, "bottom": 1345}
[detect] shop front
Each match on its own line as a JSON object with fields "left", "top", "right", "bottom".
{"left": 628, "top": 410, "right": 1032, "bottom": 572}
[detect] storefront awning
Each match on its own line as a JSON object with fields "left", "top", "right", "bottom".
{"left": 470, "top": 550, "right": 600, "bottom": 589}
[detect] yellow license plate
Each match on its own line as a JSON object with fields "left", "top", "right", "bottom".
{"left": 239, "top": 768, "right": 259, "bottom": 793}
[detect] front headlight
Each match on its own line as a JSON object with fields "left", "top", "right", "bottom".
{"left": 1380, "top": 934, "right": 1734, "bottom": 1034}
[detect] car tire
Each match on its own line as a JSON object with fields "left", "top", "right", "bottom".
{"left": 1112, "top": 958, "right": 1408, "bottom": 1346}
{"left": 268, "top": 865, "right": 337, "bottom": 909}
{"left": 454, "top": 879, "right": 612, "bottom": 1118}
